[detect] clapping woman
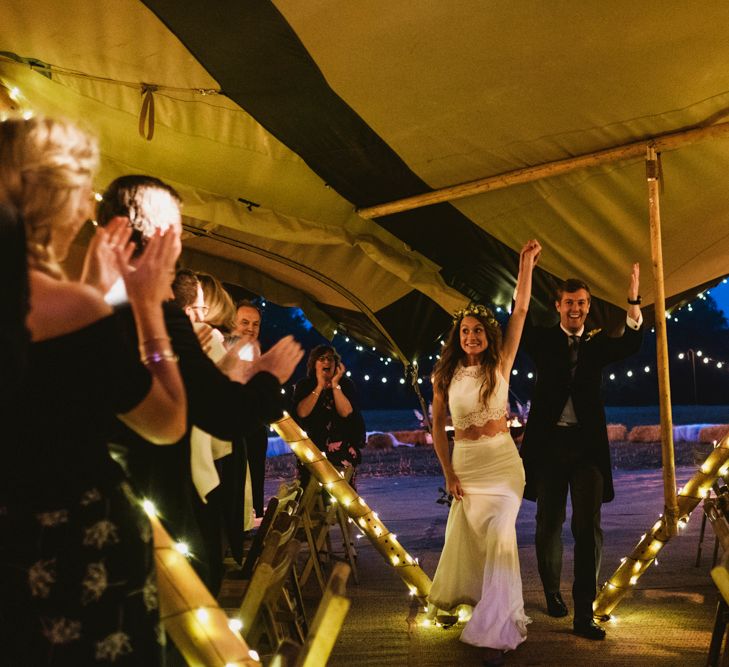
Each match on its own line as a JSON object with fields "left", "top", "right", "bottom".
{"left": 0, "top": 117, "right": 186, "bottom": 665}
{"left": 292, "top": 345, "right": 366, "bottom": 486}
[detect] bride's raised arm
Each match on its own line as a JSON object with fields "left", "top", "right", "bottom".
{"left": 501, "top": 239, "right": 541, "bottom": 376}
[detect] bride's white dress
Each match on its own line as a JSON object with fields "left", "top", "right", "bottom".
{"left": 428, "top": 365, "right": 530, "bottom": 650}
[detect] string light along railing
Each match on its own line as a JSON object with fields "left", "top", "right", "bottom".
{"left": 593, "top": 425, "right": 729, "bottom": 619}
{"left": 144, "top": 502, "right": 261, "bottom": 666}
{"left": 270, "top": 412, "right": 432, "bottom": 599}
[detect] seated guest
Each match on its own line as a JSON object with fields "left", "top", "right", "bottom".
{"left": 292, "top": 345, "right": 366, "bottom": 487}
{"left": 0, "top": 117, "right": 186, "bottom": 665}
{"left": 92, "top": 175, "right": 303, "bottom": 594}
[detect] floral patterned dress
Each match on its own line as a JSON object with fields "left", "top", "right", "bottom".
{"left": 0, "top": 315, "right": 163, "bottom": 665}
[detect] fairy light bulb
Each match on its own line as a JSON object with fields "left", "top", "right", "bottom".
{"left": 174, "top": 541, "right": 190, "bottom": 556}
{"left": 142, "top": 499, "right": 157, "bottom": 517}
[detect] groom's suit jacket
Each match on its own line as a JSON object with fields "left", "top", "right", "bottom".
{"left": 520, "top": 319, "right": 643, "bottom": 503}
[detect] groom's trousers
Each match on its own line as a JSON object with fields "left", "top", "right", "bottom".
{"left": 535, "top": 424, "right": 604, "bottom": 621}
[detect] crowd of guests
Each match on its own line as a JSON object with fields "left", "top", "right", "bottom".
{"left": 0, "top": 116, "right": 367, "bottom": 665}
{"left": 1, "top": 114, "right": 646, "bottom": 667}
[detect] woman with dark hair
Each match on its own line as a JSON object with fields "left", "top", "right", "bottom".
{"left": 292, "top": 345, "right": 365, "bottom": 485}
{"left": 0, "top": 117, "right": 186, "bottom": 665}
{"left": 428, "top": 240, "right": 541, "bottom": 665}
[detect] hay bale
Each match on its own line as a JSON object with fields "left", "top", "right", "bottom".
{"left": 366, "top": 432, "right": 398, "bottom": 450}
{"left": 699, "top": 424, "right": 729, "bottom": 444}
{"left": 627, "top": 425, "right": 661, "bottom": 443}
{"left": 391, "top": 429, "right": 431, "bottom": 446}
{"left": 607, "top": 424, "right": 627, "bottom": 442}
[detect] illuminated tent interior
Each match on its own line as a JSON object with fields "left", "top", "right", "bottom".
{"left": 3, "top": 1, "right": 729, "bottom": 366}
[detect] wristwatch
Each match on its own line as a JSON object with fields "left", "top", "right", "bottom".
{"left": 627, "top": 296, "right": 642, "bottom": 305}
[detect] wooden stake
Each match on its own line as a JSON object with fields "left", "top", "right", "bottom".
{"left": 646, "top": 146, "right": 679, "bottom": 537}
{"left": 357, "top": 120, "right": 729, "bottom": 219}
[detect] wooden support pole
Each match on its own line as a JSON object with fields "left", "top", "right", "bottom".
{"left": 357, "top": 120, "right": 729, "bottom": 219}
{"left": 646, "top": 146, "right": 679, "bottom": 536}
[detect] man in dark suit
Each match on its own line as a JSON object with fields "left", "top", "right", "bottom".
{"left": 87, "top": 175, "right": 303, "bottom": 594}
{"left": 520, "top": 265, "right": 643, "bottom": 640}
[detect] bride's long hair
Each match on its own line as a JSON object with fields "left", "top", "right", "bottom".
{"left": 432, "top": 306, "right": 503, "bottom": 404}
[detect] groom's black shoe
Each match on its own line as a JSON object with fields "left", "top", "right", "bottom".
{"left": 545, "top": 591, "right": 568, "bottom": 617}
{"left": 573, "top": 618, "right": 606, "bottom": 640}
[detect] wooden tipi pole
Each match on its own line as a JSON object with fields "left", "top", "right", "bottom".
{"left": 357, "top": 121, "right": 729, "bottom": 219}
{"left": 646, "top": 146, "right": 679, "bottom": 536}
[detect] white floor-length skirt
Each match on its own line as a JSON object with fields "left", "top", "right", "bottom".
{"left": 428, "top": 431, "right": 530, "bottom": 650}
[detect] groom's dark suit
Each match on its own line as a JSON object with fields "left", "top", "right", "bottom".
{"left": 520, "top": 317, "right": 642, "bottom": 620}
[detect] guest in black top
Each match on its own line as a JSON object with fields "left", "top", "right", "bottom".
{"left": 0, "top": 117, "right": 187, "bottom": 665}
{"left": 92, "top": 175, "right": 303, "bottom": 594}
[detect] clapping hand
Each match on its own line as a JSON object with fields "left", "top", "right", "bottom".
{"left": 218, "top": 336, "right": 261, "bottom": 383}
{"left": 81, "top": 216, "right": 135, "bottom": 295}
{"left": 193, "top": 323, "right": 215, "bottom": 355}
{"left": 246, "top": 335, "right": 303, "bottom": 385}
{"left": 116, "top": 228, "right": 177, "bottom": 307}
{"left": 331, "top": 361, "right": 346, "bottom": 387}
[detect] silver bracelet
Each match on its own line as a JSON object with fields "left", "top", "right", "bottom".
{"left": 142, "top": 350, "right": 179, "bottom": 365}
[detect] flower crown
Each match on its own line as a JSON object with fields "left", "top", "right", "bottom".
{"left": 452, "top": 303, "right": 498, "bottom": 326}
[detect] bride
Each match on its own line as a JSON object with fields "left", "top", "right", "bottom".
{"left": 428, "top": 239, "right": 541, "bottom": 665}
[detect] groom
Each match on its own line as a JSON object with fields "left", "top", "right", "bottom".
{"left": 519, "top": 265, "right": 643, "bottom": 640}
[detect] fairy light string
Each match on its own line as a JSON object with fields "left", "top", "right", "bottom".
{"left": 593, "top": 426, "right": 729, "bottom": 618}
{"left": 143, "top": 501, "right": 261, "bottom": 666}
{"left": 271, "top": 412, "right": 432, "bottom": 599}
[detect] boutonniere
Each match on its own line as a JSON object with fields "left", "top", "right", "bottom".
{"left": 583, "top": 328, "right": 602, "bottom": 342}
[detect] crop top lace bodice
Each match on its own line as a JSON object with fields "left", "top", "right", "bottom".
{"left": 448, "top": 365, "right": 508, "bottom": 429}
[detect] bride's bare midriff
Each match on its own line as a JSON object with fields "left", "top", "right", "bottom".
{"left": 454, "top": 417, "right": 509, "bottom": 441}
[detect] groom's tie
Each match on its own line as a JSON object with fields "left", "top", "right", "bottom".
{"left": 569, "top": 335, "right": 580, "bottom": 377}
